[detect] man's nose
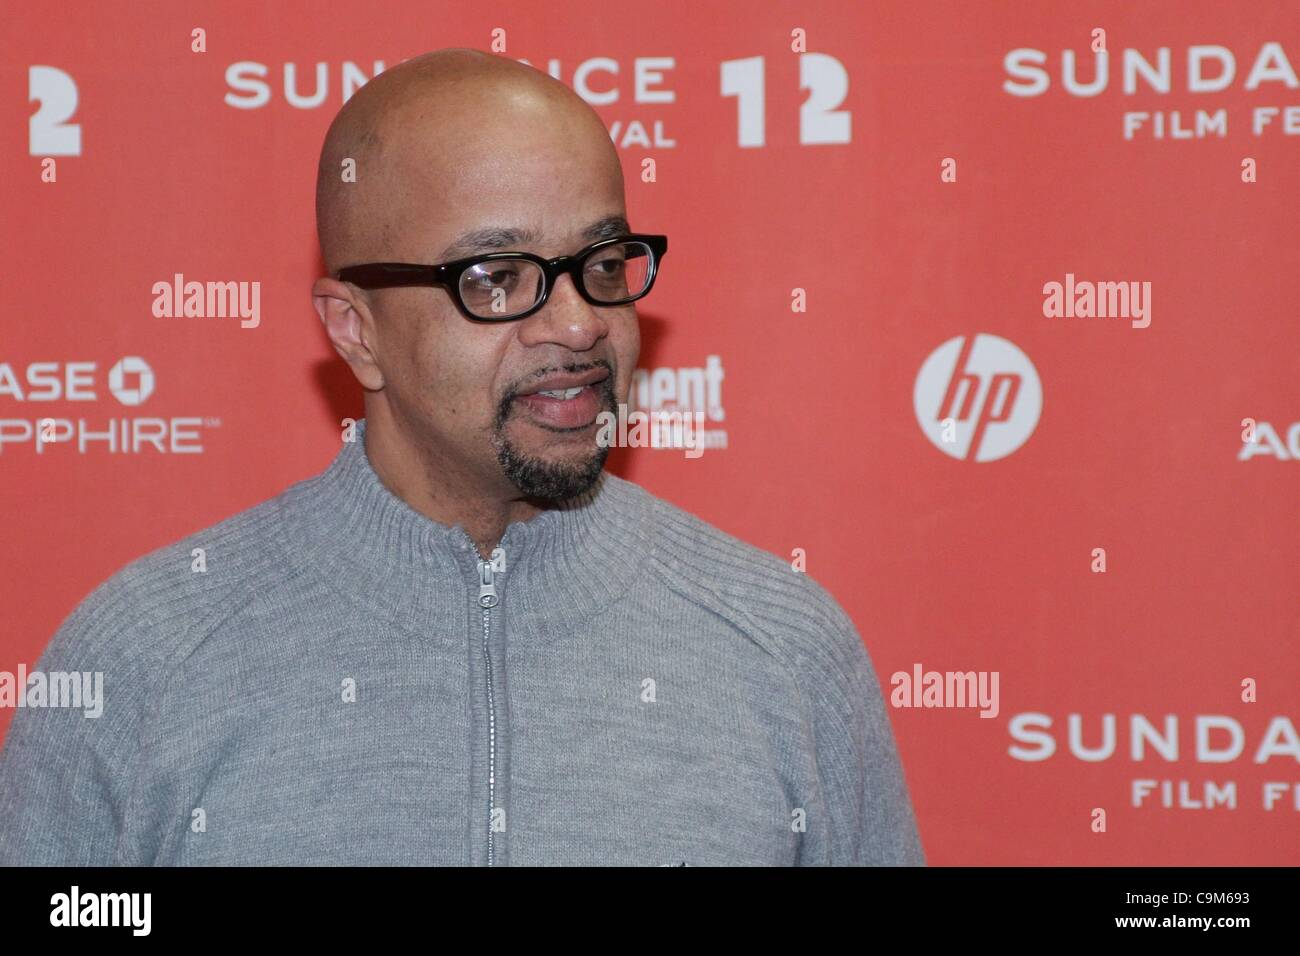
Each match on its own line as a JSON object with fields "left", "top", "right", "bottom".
{"left": 515, "top": 272, "right": 610, "bottom": 351}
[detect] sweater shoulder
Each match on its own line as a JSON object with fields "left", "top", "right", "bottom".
{"left": 610, "top": 476, "right": 866, "bottom": 678}
{"left": 38, "top": 489, "right": 302, "bottom": 677}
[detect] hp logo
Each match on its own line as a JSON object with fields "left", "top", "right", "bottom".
{"left": 914, "top": 334, "right": 1041, "bottom": 462}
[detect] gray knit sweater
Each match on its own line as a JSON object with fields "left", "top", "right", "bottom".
{"left": 0, "top": 418, "right": 924, "bottom": 866}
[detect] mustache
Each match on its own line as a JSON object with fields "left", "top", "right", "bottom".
{"left": 504, "top": 359, "right": 615, "bottom": 403}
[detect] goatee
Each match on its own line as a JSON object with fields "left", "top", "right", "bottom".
{"left": 492, "top": 370, "right": 615, "bottom": 501}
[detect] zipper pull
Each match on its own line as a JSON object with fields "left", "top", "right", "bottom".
{"left": 478, "top": 545, "right": 505, "bottom": 609}
{"left": 478, "top": 560, "right": 498, "bottom": 608}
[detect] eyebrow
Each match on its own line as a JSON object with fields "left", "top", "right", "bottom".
{"left": 438, "top": 215, "right": 631, "bottom": 260}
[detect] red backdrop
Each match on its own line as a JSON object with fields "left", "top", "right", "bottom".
{"left": 3, "top": 0, "right": 1297, "bottom": 865}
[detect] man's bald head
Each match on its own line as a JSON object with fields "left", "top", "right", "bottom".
{"left": 315, "top": 48, "right": 622, "bottom": 277}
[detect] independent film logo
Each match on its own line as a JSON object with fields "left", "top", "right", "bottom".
{"left": 914, "top": 334, "right": 1042, "bottom": 462}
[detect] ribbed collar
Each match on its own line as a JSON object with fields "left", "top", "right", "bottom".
{"left": 276, "top": 418, "right": 655, "bottom": 638}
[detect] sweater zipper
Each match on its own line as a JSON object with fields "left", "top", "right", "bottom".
{"left": 476, "top": 546, "right": 505, "bottom": 867}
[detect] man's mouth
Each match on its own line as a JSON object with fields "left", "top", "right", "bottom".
{"left": 533, "top": 386, "right": 587, "bottom": 400}
{"left": 511, "top": 369, "right": 611, "bottom": 430}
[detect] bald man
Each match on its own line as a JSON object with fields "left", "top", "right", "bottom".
{"left": 0, "top": 50, "right": 923, "bottom": 867}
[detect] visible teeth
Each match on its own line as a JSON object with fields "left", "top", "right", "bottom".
{"left": 537, "top": 387, "right": 584, "bottom": 399}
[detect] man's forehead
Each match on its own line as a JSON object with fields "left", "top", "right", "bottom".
{"left": 437, "top": 214, "right": 631, "bottom": 260}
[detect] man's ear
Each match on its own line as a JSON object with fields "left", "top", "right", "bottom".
{"left": 312, "top": 277, "right": 385, "bottom": 391}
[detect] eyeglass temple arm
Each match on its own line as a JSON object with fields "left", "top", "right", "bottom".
{"left": 336, "top": 263, "right": 448, "bottom": 288}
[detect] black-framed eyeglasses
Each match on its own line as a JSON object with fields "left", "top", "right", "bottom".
{"left": 336, "top": 233, "right": 668, "bottom": 322}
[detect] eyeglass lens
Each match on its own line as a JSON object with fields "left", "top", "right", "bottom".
{"left": 457, "top": 240, "right": 654, "bottom": 319}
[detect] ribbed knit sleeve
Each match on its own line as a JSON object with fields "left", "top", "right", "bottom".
{"left": 642, "top": 492, "right": 926, "bottom": 867}
{"left": 0, "top": 573, "right": 158, "bottom": 865}
{"left": 790, "top": 573, "right": 926, "bottom": 866}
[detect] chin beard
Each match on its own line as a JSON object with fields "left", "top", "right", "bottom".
{"left": 494, "top": 437, "right": 609, "bottom": 501}
{"left": 492, "top": 371, "right": 616, "bottom": 501}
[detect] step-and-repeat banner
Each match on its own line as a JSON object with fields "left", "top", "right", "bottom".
{"left": 3, "top": 0, "right": 1297, "bottom": 865}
